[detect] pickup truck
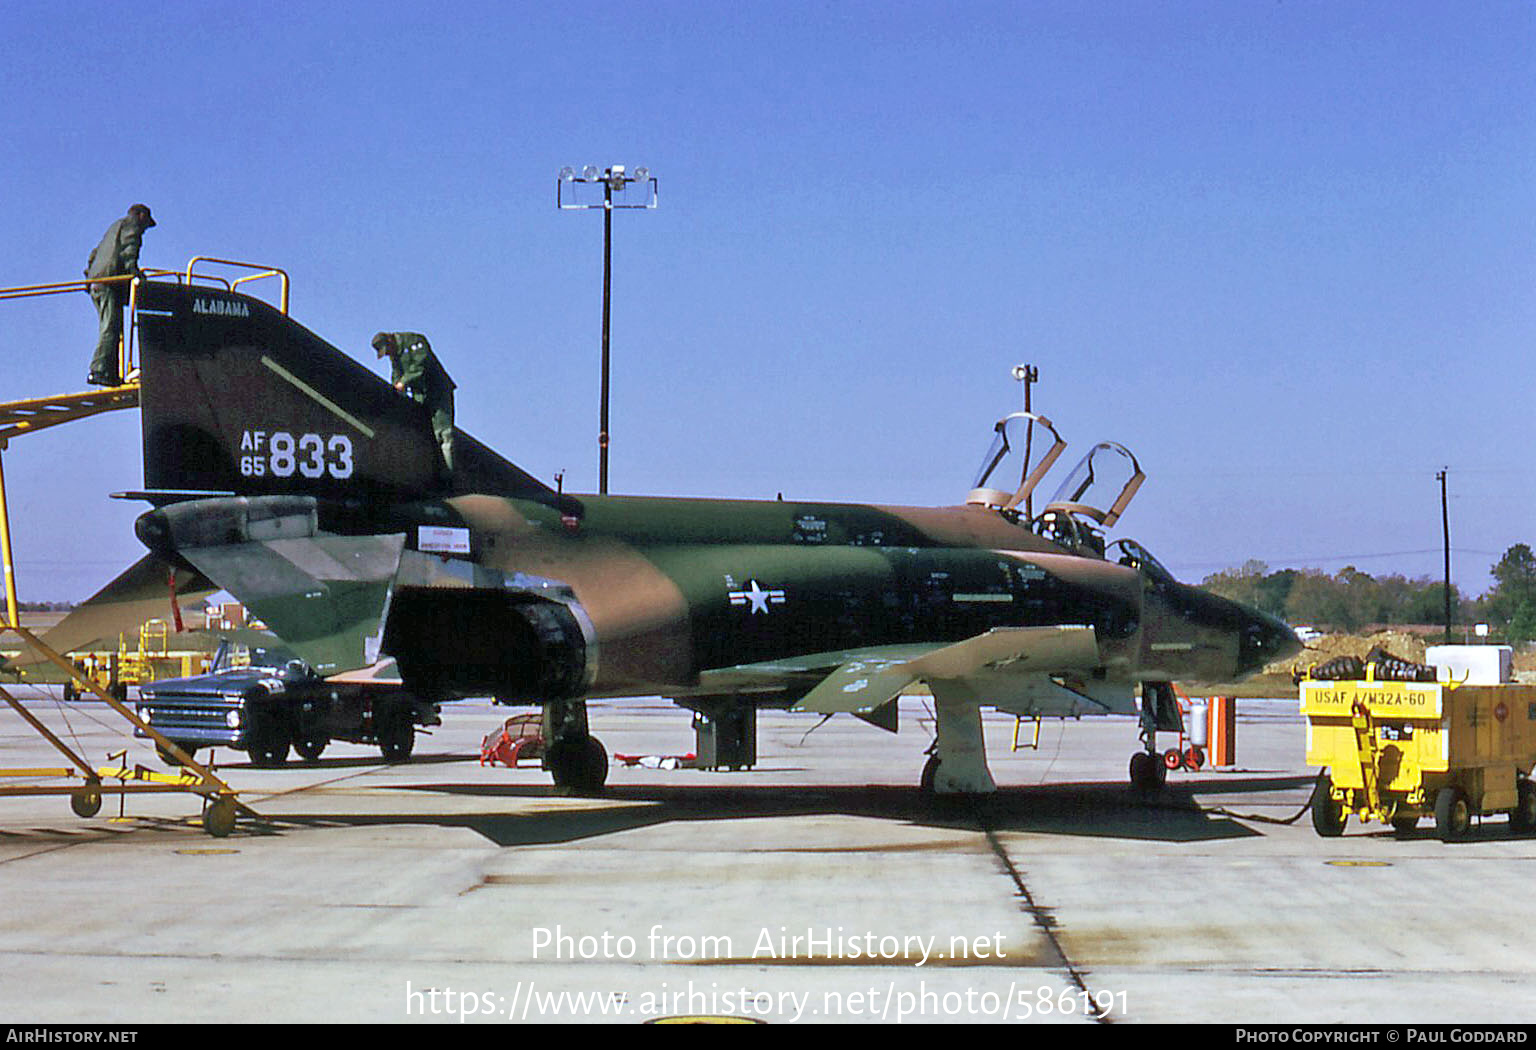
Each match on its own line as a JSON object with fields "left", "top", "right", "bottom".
{"left": 136, "top": 640, "right": 440, "bottom": 766}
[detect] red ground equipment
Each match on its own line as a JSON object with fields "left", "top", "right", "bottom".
{"left": 480, "top": 713, "right": 545, "bottom": 768}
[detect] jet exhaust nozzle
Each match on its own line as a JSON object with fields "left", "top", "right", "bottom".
{"left": 381, "top": 587, "right": 590, "bottom": 701}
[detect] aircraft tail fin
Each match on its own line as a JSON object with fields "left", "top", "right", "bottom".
{"left": 134, "top": 281, "right": 551, "bottom": 504}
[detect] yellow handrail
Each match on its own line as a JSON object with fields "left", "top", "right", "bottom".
{"left": 0, "top": 255, "right": 291, "bottom": 382}
{"left": 185, "top": 256, "right": 289, "bottom": 314}
{"left": 0, "top": 273, "right": 133, "bottom": 301}
{"left": 0, "top": 253, "right": 291, "bottom": 628}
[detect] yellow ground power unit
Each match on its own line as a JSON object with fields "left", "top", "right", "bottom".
{"left": 1303, "top": 679, "right": 1536, "bottom": 841}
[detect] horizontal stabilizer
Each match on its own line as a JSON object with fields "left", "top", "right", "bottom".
{"left": 793, "top": 625, "right": 1100, "bottom": 715}
{"left": 176, "top": 534, "right": 406, "bottom": 675}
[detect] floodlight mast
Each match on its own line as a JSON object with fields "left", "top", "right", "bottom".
{"left": 557, "top": 165, "right": 659, "bottom": 495}
{"left": 1013, "top": 364, "right": 1039, "bottom": 518}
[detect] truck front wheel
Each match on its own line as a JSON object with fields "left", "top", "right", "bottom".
{"left": 247, "top": 705, "right": 291, "bottom": 768}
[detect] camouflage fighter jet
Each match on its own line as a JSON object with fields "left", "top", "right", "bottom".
{"left": 111, "top": 279, "right": 1298, "bottom": 793}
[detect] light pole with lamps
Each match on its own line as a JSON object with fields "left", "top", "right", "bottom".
{"left": 557, "top": 164, "right": 659, "bottom": 494}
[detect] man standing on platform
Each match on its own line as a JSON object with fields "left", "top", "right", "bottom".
{"left": 85, "top": 204, "right": 155, "bottom": 387}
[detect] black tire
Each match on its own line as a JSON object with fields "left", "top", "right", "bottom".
{"left": 157, "top": 742, "right": 196, "bottom": 767}
{"left": 920, "top": 754, "right": 940, "bottom": 795}
{"left": 246, "top": 709, "right": 291, "bottom": 768}
{"left": 547, "top": 735, "right": 608, "bottom": 792}
{"left": 294, "top": 737, "right": 328, "bottom": 763}
{"left": 1434, "top": 786, "right": 1472, "bottom": 842}
{"left": 1391, "top": 814, "right": 1419, "bottom": 835}
{"left": 377, "top": 712, "right": 414, "bottom": 763}
{"left": 1310, "top": 773, "right": 1346, "bottom": 837}
{"left": 1129, "top": 750, "right": 1165, "bottom": 792}
{"left": 1510, "top": 779, "right": 1536, "bottom": 834}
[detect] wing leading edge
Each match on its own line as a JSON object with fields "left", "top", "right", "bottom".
{"left": 791, "top": 625, "right": 1102, "bottom": 716}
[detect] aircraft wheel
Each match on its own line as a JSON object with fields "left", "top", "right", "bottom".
{"left": 920, "top": 754, "right": 940, "bottom": 795}
{"left": 294, "top": 737, "right": 328, "bottom": 763}
{"left": 1310, "top": 773, "right": 1346, "bottom": 837}
{"left": 1434, "top": 786, "right": 1472, "bottom": 842}
{"left": 1129, "top": 751, "right": 1164, "bottom": 793}
{"left": 70, "top": 787, "right": 103, "bottom": 819}
{"left": 548, "top": 735, "right": 608, "bottom": 792}
{"left": 204, "top": 797, "right": 237, "bottom": 838}
{"left": 1510, "top": 779, "right": 1536, "bottom": 834}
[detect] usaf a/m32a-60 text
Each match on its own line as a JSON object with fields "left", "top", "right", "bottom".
{"left": 114, "top": 278, "right": 1298, "bottom": 794}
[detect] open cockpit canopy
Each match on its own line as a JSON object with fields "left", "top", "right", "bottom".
{"left": 967, "top": 412, "right": 1147, "bottom": 557}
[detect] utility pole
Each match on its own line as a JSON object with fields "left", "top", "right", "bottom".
{"left": 557, "top": 165, "right": 659, "bottom": 494}
{"left": 1438, "top": 468, "right": 1452, "bottom": 643}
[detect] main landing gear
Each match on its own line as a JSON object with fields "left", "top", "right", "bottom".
{"left": 541, "top": 697, "right": 608, "bottom": 793}
{"left": 919, "top": 687, "right": 998, "bottom": 796}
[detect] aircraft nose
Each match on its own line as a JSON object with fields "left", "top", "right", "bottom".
{"left": 1236, "top": 608, "right": 1302, "bottom": 676}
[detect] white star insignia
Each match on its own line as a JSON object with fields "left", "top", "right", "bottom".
{"left": 728, "top": 579, "right": 786, "bottom": 615}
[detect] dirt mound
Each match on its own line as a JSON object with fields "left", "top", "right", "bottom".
{"left": 1268, "top": 630, "right": 1427, "bottom": 676}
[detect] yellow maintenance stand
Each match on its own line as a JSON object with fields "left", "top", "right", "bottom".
{"left": 1304, "top": 676, "right": 1536, "bottom": 841}
{"left": 0, "top": 258, "right": 285, "bottom": 835}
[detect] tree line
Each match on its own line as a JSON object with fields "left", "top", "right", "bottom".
{"left": 1200, "top": 544, "right": 1536, "bottom": 644}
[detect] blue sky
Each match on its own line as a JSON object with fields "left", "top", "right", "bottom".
{"left": 3, "top": 1, "right": 1534, "bottom": 602}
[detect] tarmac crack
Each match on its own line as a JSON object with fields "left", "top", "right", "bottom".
{"left": 974, "top": 809, "right": 1116, "bottom": 1024}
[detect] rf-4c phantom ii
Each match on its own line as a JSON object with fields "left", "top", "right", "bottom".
{"left": 100, "top": 279, "right": 1298, "bottom": 794}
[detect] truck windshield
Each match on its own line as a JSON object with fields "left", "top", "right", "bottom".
{"left": 211, "top": 637, "right": 298, "bottom": 672}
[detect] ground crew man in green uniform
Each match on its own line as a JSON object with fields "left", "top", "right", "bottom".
{"left": 371, "top": 331, "right": 457, "bottom": 478}
{"left": 85, "top": 204, "right": 155, "bottom": 386}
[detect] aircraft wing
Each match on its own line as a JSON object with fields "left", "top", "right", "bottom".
{"left": 26, "top": 554, "right": 217, "bottom": 659}
{"left": 791, "top": 625, "right": 1100, "bottom": 716}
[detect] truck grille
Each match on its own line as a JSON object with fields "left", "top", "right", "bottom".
{"left": 139, "top": 700, "right": 234, "bottom": 733}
